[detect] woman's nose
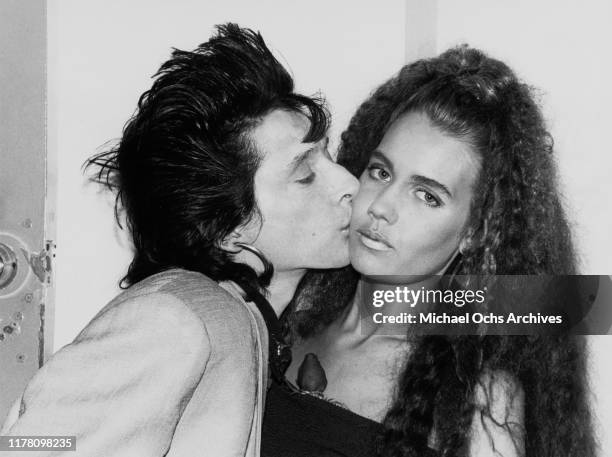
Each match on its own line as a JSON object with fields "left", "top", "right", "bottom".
{"left": 367, "top": 188, "right": 398, "bottom": 225}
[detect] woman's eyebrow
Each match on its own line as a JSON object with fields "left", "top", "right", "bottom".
{"left": 411, "top": 174, "right": 453, "bottom": 198}
{"left": 370, "top": 150, "right": 394, "bottom": 173}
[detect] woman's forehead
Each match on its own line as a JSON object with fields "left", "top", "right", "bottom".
{"left": 378, "top": 111, "right": 481, "bottom": 190}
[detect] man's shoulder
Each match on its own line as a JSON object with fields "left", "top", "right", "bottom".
{"left": 125, "top": 268, "right": 226, "bottom": 299}
{"left": 72, "top": 270, "right": 214, "bottom": 350}
{"left": 95, "top": 269, "right": 257, "bottom": 344}
{"left": 111, "top": 268, "right": 241, "bottom": 314}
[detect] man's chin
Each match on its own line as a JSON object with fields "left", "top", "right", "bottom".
{"left": 307, "top": 251, "right": 351, "bottom": 270}
{"left": 313, "top": 259, "right": 351, "bottom": 270}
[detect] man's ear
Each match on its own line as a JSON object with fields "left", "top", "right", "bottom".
{"left": 219, "top": 231, "right": 242, "bottom": 253}
{"left": 218, "top": 218, "right": 261, "bottom": 254}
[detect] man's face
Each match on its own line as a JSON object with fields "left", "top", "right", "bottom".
{"left": 249, "top": 109, "right": 359, "bottom": 271}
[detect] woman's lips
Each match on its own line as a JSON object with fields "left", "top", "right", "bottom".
{"left": 357, "top": 228, "right": 393, "bottom": 251}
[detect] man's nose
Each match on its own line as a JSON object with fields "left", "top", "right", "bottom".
{"left": 335, "top": 166, "right": 359, "bottom": 204}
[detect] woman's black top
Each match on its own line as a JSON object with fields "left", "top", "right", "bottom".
{"left": 249, "top": 281, "right": 439, "bottom": 457}
{"left": 249, "top": 281, "right": 388, "bottom": 456}
{"left": 262, "top": 379, "right": 386, "bottom": 457}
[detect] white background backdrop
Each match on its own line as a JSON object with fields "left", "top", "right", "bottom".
{"left": 47, "top": 0, "right": 611, "bottom": 453}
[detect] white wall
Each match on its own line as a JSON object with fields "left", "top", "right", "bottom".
{"left": 436, "top": 0, "right": 612, "bottom": 274}
{"left": 48, "top": 0, "right": 407, "bottom": 348}
{"left": 435, "top": 0, "right": 612, "bottom": 453}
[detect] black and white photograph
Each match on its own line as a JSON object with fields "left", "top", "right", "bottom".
{"left": 1, "top": 1, "right": 611, "bottom": 456}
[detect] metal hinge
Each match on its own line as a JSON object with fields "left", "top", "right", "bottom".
{"left": 25, "top": 240, "right": 55, "bottom": 285}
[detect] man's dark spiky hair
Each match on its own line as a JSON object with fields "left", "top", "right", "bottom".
{"left": 86, "top": 23, "right": 329, "bottom": 291}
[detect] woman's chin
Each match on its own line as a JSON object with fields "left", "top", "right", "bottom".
{"left": 349, "top": 252, "right": 392, "bottom": 277}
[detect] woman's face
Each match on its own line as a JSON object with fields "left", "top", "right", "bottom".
{"left": 247, "top": 109, "right": 359, "bottom": 271}
{"left": 349, "top": 111, "right": 480, "bottom": 276}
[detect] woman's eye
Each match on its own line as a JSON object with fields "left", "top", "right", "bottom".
{"left": 415, "top": 190, "right": 441, "bottom": 207}
{"left": 367, "top": 165, "right": 391, "bottom": 182}
{"left": 296, "top": 172, "right": 316, "bottom": 184}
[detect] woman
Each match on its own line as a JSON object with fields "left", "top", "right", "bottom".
{"left": 263, "top": 46, "right": 595, "bottom": 457}
{"left": 1, "top": 24, "right": 358, "bottom": 456}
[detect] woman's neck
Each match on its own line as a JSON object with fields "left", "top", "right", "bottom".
{"left": 267, "top": 268, "right": 306, "bottom": 317}
{"left": 338, "top": 275, "right": 442, "bottom": 339}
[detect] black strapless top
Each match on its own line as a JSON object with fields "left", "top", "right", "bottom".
{"left": 262, "top": 379, "right": 385, "bottom": 457}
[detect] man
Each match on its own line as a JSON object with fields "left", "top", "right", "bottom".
{"left": 1, "top": 23, "right": 357, "bottom": 456}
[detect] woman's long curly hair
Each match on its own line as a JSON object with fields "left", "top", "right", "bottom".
{"left": 286, "top": 46, "right": 595, "bottom": 456}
